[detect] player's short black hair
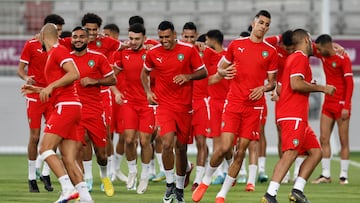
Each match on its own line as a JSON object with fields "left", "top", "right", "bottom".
{"left": 315, "top": 34, "right": 333, "bottom": 45}
{"left": 183, "top": 22, "right": 197, "bottom": 31}
{"left": 207, "top": 29, "right": 224, "bottom": 44}
{"left": 282, "top": 30, "right": 293, "bottom": 46}
{"left": 292, "top": 28, "right": 310, "bottom": 45}
{"left": 128, "top": 23, "right": 146, "bottom": 35}
{"left": 72, "top": 26, "right": 89, "bottom": 36}
{"left": 103, "top": 23, "right": 120, "bottom": 34}
{"left": 158, "top": 21, "right": 175, "bottom": 31}
{"left": 43, "top": 14, "right": 65, "bottom": 25}
{"left": 59, "top": 30, "right": 72, "bottom": 38}
{"left": 129, "top": 15, "right": 144, "bottom": 26}
{"left": 239, "top": 31, "right": 250, "bottom": 37}
{"left": 255, "top": 10, "right": 271, "bottom": 19}
{"left": 196, "top": 34, "right": 206, "bottom": 43}
{"left": 81, "top": 13, "right": 102, "bottom": 27}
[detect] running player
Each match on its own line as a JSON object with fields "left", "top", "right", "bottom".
{"left": 192, "top": 10, "right": 277, "bottom": 203}
{"left": 141, "top": 20, "right": 207, "bottom": 203}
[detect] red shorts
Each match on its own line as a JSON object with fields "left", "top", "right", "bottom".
{"left": 101, "top": 88, "right": 113, "bottom": 128}
{"left": 44, "top": 103, "right": 82, "bottom": 142}
{"left": 112, "top": 102, "right": 124, "bottom": 134}
{"left": 122, "top": 103, "right": 155, "bottom": 134}
{"left": 208, "top": 98, "right": 226, "bottom": 138}
{"left": 278, "top": 118, "right": 320, "bottom": 155}
{"left": 322, "top": 101, "right": 351, "bottom": 120}
{"left": 156, "top": 107, "right": 192, "bottom": 145}
{"left": 26, "top": 96, "right": 52, "bottom": 129}
{"left": 221, "top": 103, "right": 264, "bottom": 141}
{"left": 192, "top": 98, "right": 210, "bottom": 137}
{"left": 77, "top": 109, "right": 107, "bottom": 147}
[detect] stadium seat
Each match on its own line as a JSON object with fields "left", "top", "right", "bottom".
{"left": 169, "top": 0, "right": 196, "bottom": 13}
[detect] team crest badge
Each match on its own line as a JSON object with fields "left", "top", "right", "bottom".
{"left": 96, "top": 40, "right": 102, "bottom": 47}
{"left": 142, "top": 54, "right": 146, "bottom": 60}
{"left": 293, "top": 139, "right": 299, "bottom": 147}
{"left": 332, "top": 62, "right": 337, "bottom": 68}
{"left": 177, "top": 53, "right": 184, "bottom": 61}
{"left": 262, "top": 50, "right": 269, "bottom": 58}
{"left": 199, "top": 52, "right": 204, "bottom": 58}
{"left": 88, "top": 60, "right": 95, "bottom": 67}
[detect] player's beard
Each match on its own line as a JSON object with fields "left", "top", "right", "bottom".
{"left": 72, "top": 43, "right": 87, "bottom": 52}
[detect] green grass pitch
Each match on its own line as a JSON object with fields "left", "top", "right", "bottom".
{"left": 0, "top": 153, "right": 359, "bottom": 202}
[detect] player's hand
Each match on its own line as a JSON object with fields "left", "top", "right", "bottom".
{"left": 21, "top": 84, "right": 41, "bottom": 95}
{"left": 146, "top": 91, "right": 158, "bottom": 105}
{"left": 324, "top": 84, "right": 336, "bottom": 96}
{"left": 218, "top": 64, "right": 236, "bottom": 80}
{"left": 249, "top": 86, "right": 265, "bottom": 101}
{"left": 39, "top": 86, "right": 53, "bottom": 102}
{"left": 80, "top": 77, "right": 97, "bottom": 87}
{"left": 173, "top": 74, "right": 191, "bottom": 85}
{"left": 114, "top": 92, "right": 124, "bottom": 104}
{"left": 195, "top": 41, "right": 206, "bottom": 52}
{"left": 341, "top": 108, "right": 350, "bottom": 120}
{"left": 25, "top": 75, "right": 36, "bottom": 85}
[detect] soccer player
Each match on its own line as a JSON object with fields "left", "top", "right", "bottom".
{"left": 17, "top": 14, "right": 65, "bottom": 193}
{"left": 181, "top": 22, "right": 223, "bottom": 191}
{"left": 204, "top": 29, "right": 233, "bottom": 187}
{"left": 61, "top": 13, "right": 122, "bottom": 192}
{"left": 141, "top": 20, "right": 207, "bottom": 203}
{"left": 192, "top": 10, "right": 277, "bottom": 203}
{"left": 21, "top": 23, "right": 94, "bottom": 203}
{"left": 70, "top": 26, "right": 116, "bottom": 197}
{"left": 102, "top": 23, "right": 129, "bottom": 184}
{"left": 261, "top": 29, "right": 336, "bottom": 203}
{"left": 113, "top": 23, "right": 155, "bottom": 194}
{"left": 311, "top": 34, "right": 353, "bottom": 185}
{"left": 128, "top": 15, "right": 164, "bottom": 182}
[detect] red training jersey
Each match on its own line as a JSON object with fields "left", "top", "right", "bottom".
{"left": 193, "top": 46, "right": 219, "bottom": 100}
{"left": 19, "top": 39, "right": 48, "bottom": 88}
{"left": 114, "top": 48, "right": 148, "bottom": 106}
{"left": 314, "top": 50, "right": 353, "bottom": 109}
{"left": 144, "top": 41, "right": 205, "bottom": 112}
{"left": 207, "top": 49, "right": 230, "bottom": 100}
{"left": 276, "top": 50, "right": 312, "bottom": 121}
{"left": 44, "top": 44, "right": 80, "bottom": 104}
{"left": 71, "top": 49, "right": 114, "bottom": 113}
{"left": 223, "top": 37, "right": 278, "bottom": 106}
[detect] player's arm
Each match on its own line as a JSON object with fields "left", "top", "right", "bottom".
{"left": 249, "top": 72, "right": 277, "bottom": 101}
{"left": 140, "top": 67, "right": 157, "bottom": 105}
{"left": 40, "top": 60, "right": 79, "bottom": 102}
{"left": 17, "top": 62, "right": 36, "bottom": 85}
{"left": 208, "top": 58, "right": 236, "bottom": 85}
{"left": 290, "top": 75, "right": 335, "bottom": 95}
{"left": 110, "top": 85, "right": 124, "bottom": 104}
{"left": 173, "top": 66, "right": 208, "bottom": 85}
{"left": 80, "top": 72, "right": 117, "bottom": 87}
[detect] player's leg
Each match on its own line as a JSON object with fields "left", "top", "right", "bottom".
{"left": 137, "top": 131, "right": 153, "bottom": 194}
{"left": 124, "top": 129, "right": 138, "bottom": 190}
{"left": 60, "top": 139, "right": 93, "bottom": 202}
{"left": 82, "top": 135, "right": 94, "bottom": 191}
{"left": 246, "top": 140, "right": 258, "bottom": 192}
{"left": 312, "top": 113, "right": 334, "bottom": 183}
{"left": 336, "top": 117, "right": 350, "bottom": 184}
{"left": 258, "top": 124, "right": 268, "bottom": 183}
{"left": 216, "top": 137, "right": 250, "bottom": 202}
{"left": 39, "top": 133, "right": 79, "bottom": 202}
{"left": 290, "top": 126, "right": 321, "bottom": 203}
